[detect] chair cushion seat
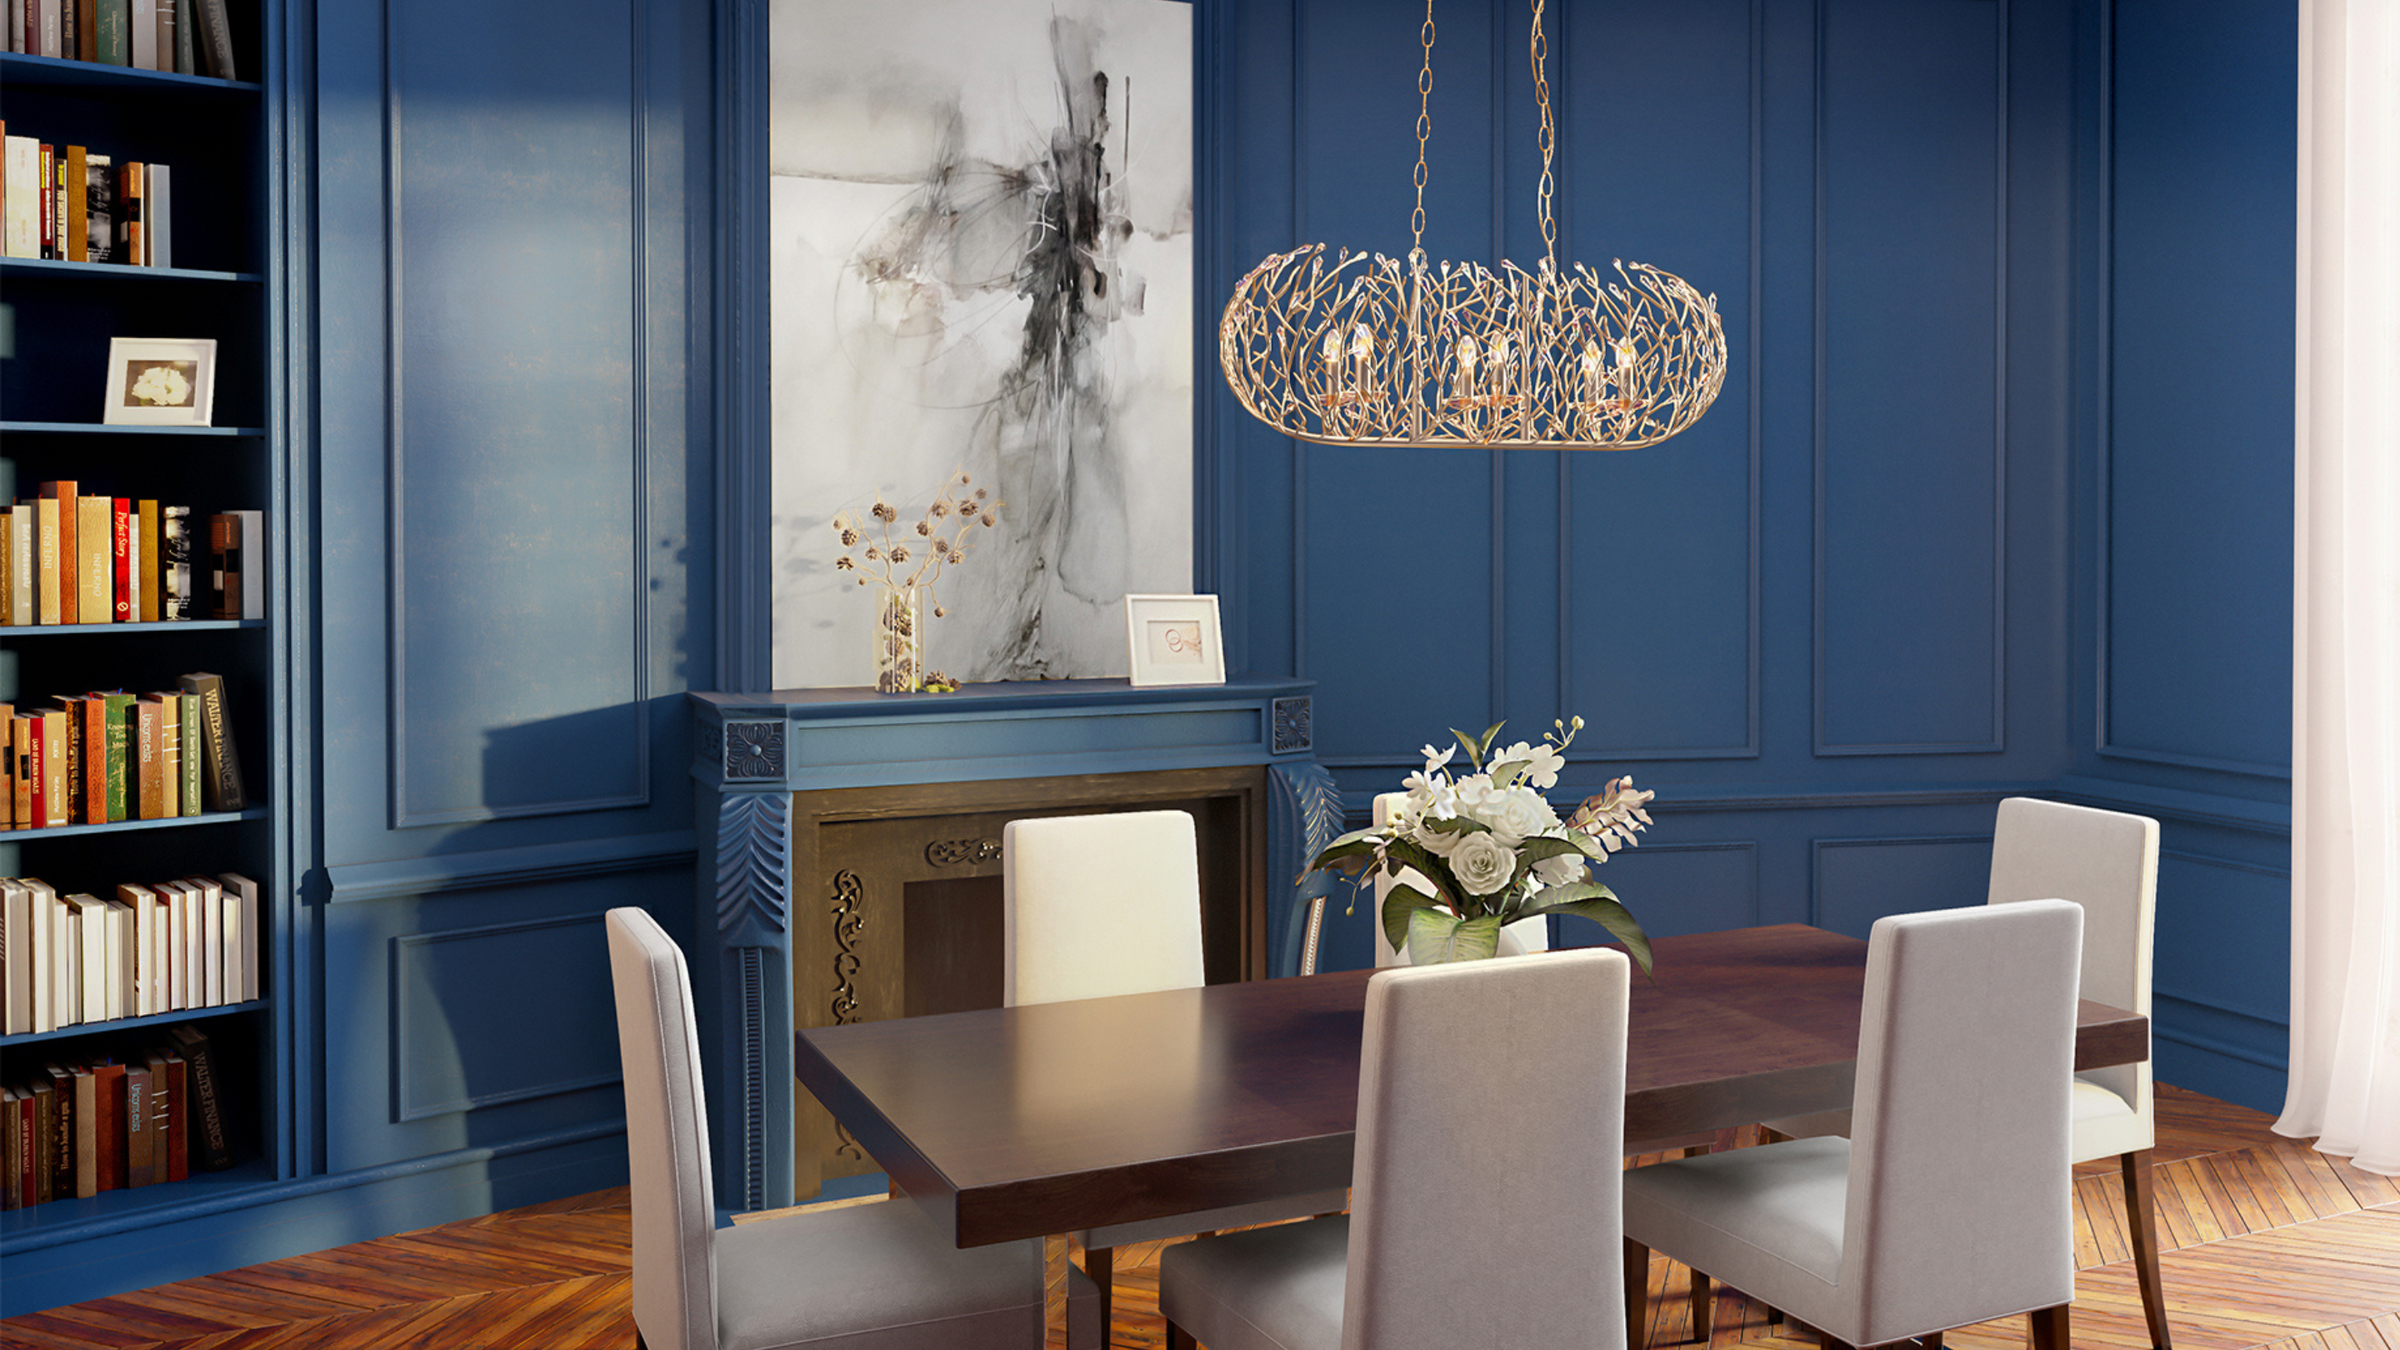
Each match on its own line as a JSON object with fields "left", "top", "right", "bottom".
{"left": 1082, "top": 1188, "right": 1349, "bottom": 1250}
{"left": 1159, "top": 1215, "right": 1351, "bottom": 1350}
{"left": 1622, "top": 1137, "right": 1851, "bottom": 1327}
{"left": 715, "top": 1201, "right": 1060, "bottom": 1350}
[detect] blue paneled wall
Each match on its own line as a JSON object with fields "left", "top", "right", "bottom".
{"left": 36, "top": 0, "right": 2278, "bottom": 1308}
{"left": 1197, "top": 0, "right": 2292, "bottom": 1111}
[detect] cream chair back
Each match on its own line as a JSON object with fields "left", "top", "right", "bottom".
{"left": 1344, "top": 948, "right": 1631, "bottom": 1349}
{"left": 1369, "top": 791, "right": 1550, "bottom": 966}
{"left": 1003, "top": 810, "right": 1206, "bottom": 1006}
{"left": 606, "top": 908, "right": 719, "bottom": 1350}
{"left": 1989, "top": 796, "right": 2158, "bottom": 1149}
{"left": 1839, "top": 900, "right": 2082, "bottom": 1347}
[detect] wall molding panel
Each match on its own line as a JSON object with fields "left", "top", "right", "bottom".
{"left": 390, "top": 914, "right": 622, "bottom": 1121}
{"left": 1812, "top": 0, "right": 2009, "bottom": 758}
{"left": 382, "top": 0, "right": 655, "bottom": 828}
{"left": 323, "top": 831, "right": 698, "bottom": 905}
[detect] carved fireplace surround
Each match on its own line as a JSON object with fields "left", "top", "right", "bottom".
{"left": 689, "top": 678, "right": 1334, "bottom": 1214}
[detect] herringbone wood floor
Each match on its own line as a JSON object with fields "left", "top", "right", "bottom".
{"left": 4, "top": 1085, "right": 2394, "bottom": 1349}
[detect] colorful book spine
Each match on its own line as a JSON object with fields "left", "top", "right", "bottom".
{"left": 97, "top": 691, "right": 133, "bottom": 822}
{"left": 111, "top": 498, "right": 132, "bottom": 621}
{"left": 177, "top": 691, "right": 201, "bottom": 815}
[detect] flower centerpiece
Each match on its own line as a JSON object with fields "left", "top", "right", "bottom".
{"left": 1309, "top": 717, "right": 1658, "bottom": 971}
{"left": 831, "top": 469, "right": 1002, "bottom": 693}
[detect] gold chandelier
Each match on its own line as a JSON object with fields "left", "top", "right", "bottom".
{"left": 1218, "top": 0, "right": 1726, "bottom": 451}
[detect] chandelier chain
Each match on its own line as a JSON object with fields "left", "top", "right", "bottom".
{"left": 1411, "top": 0, "right": 1435, "bottom": 258}
{"left": 1531, "top": 0, "right": 1557, "bottom": 264}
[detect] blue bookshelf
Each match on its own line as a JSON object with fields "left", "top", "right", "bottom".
{"left": 0, "top": 0, "right": 290, "bottom": 1308}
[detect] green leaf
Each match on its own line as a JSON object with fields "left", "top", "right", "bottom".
{"left": 1406, "top": 909, "right": 1503, "bottom": 965}
{"left": 1377, "top": 837, "right": 1461, "bottom": 908}
{"left": 1448, "top": 727, "right": 1485, "bottom": 771}
{"left": 1476, "top": 720, "right": 1507, "bottom": 758}
{"left": 1487, "top": 757, "right": 1529, "bottom": 788}
{"left": 1511, "top": 887, "right": 1654, "bottom": 977}
{"left": 1381, "top": 882, "right": 1444, "bottom": 954}
{"left": 1306, "top": 833, "right": 1383, "bottom": 880}
{"left": 1514, "top": 835, "right": 1589, "bottom": 862}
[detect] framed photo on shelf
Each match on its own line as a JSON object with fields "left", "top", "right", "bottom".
{"left": 1125, "top": 593, "right": 1226, "bottom": 687}
{"left": 103, "top": 338, "right": 218, "bottom": 426}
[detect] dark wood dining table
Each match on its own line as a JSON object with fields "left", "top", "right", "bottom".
{"left": 792, "top": 923, "right": 2151, "bottom": 1260}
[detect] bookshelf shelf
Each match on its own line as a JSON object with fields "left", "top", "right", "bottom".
{"left": 0, "top": 52, "right": 260, "bottom": 93}
{"left": 0, "top": 1159, "right": 276, "bottom": 1247}
{"left": 0, "top": 1000, "right": 266, "bottom": 1049}
{"left": 0, "top": 258, "right": 265, "bottom": 284}
{"left": 0, "top": 422, "right": 266, "bottom": 437}
{"left": 0, "top": 620, "right": 263, "bottom": 635}
{"left": 0, "top": 808, "right": 266, "bottom": 841}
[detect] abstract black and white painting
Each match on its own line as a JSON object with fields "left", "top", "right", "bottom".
{"left": 769, "top": 0, "right": 1193, "bottom": 687}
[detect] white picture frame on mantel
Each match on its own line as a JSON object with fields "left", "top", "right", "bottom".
{"left": 1124, "top": 593, "right": 1224, "bottom": 687}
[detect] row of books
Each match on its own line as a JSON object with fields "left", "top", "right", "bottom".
{"left": 2, "top": 484, "right": 262, "bottom": 624}
{"left": 1, "top": 873, "right": 258, "bottom": 1036}
{"left": 3, "top": 1023, "right": 238, "bottom": 1211}
{"left": 2, "top": 673, "right": 246, "bottom": 832}
{"left": 6, "top": 0, "right": 236, "bottom": 79}
{"left": 1, "top": 131, "right": 171, "bottom": 266}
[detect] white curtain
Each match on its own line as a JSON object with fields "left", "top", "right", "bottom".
{"left": 2277, "top": 0, "right": 2400, "bottom": 1176}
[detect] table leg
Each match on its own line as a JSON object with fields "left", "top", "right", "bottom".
{"left": 1046, "top": 1233, "right": 1071, "bottom": 1347}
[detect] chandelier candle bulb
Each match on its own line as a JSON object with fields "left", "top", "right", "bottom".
{"left": 1217, "top": 0, "right": 1725, "bottom": 450}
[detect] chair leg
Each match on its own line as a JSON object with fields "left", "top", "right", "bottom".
{"left": 1691, "top": 1267, "right": 1713, "bottom": 1343}
{"left": 1085, "top": 1245, "right": 1114, "bottom": 1350}
{"left": 2029, "top": 1303, "right": 2070, "bottom": 1350}
{"left": 1166, "top": 1319, "right": 1198, "bottom": 1350}
{"left": 2121, "top": 1149, "right": 2174, "bottom": 1350}
{"left": 1625, "top": 1238, "right": 1653, "bottom": 1350}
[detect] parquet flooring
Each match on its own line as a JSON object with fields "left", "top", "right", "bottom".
{"left": 4, "top": 1085, "right": 2394, "bottom": 1350}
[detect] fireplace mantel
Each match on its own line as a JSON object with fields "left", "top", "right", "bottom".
{"left": 688, "top": 677, "right": 1336, "bottom": 1214}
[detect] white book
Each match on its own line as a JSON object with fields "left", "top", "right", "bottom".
{"left": 121, "top": 884, "right": 158, "bottom": 1015}
{"left": 62, "top": 903, "right": 82, "bottom": 1027}
{"left": 9, "top": 504, "right": 33, "bottom": 626}
{"left": 109, "top": 900, "right": 137, "bottom": 1019}
{"left": 199, "top": 875, "right": 223, "bottom": 1005}
{"left": 184, "top": 876, "right": 213, "bottom": 1007}
{"left": 151, "top": 881, "right": 181, "bottom": 1011}
{"left": 71, "top": 895, "right": 111, "bottom": 1022}
{"left": 147, "top": 163, "right": 171, "bottom": 269}
{"left": 27, "top": 878, "right": 56, "bottom": 1033}
{"left": 3, "top": 137, "right": 38, "bottom": 259}
{"left": 161, "top": 879, "right": 188, "bottom": 1009}
{"left": 38, "top": 0, "right": 59, "bottom": 58}
{"left": 130, "top": 0, "right": 156, "bottom": 68}
{"left": 218, "top": 872, "right": 259, "bottom": 1001}
{"left": 1, "top": 879, "right": 30, "bottom": 1034}
{"left": 100, "top": 898, "right": 127, "bottom": 1013}
{"left": 7, "top": 0, "right": 19, "bottom": 59}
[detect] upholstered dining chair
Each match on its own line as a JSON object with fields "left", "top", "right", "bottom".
{"left": 605, "top": 907, "right": 1097, "bottom": 1350}
{"left": 1158, "top": 946, "right": 1633, "bottom": 1350}
{"left": 1002, "top": 811, "right": 1350, "bottom": 1345}
{"left": 1625, "top": 900, "right": 2085, "bottom": 1350}
{"left": 1763, "top": 797, "right": 2169, "bottom": 1349}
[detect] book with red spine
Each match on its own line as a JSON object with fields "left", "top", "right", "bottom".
{"left": 112, "top": 498, "right": 131, "bottom": 621}
{"left": 90, "top": 1061, "right": 124, "bottom": 1190}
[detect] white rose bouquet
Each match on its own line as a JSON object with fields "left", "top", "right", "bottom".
{"left": 1308, "top": 716, "right": 1657, "bottom": 971}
